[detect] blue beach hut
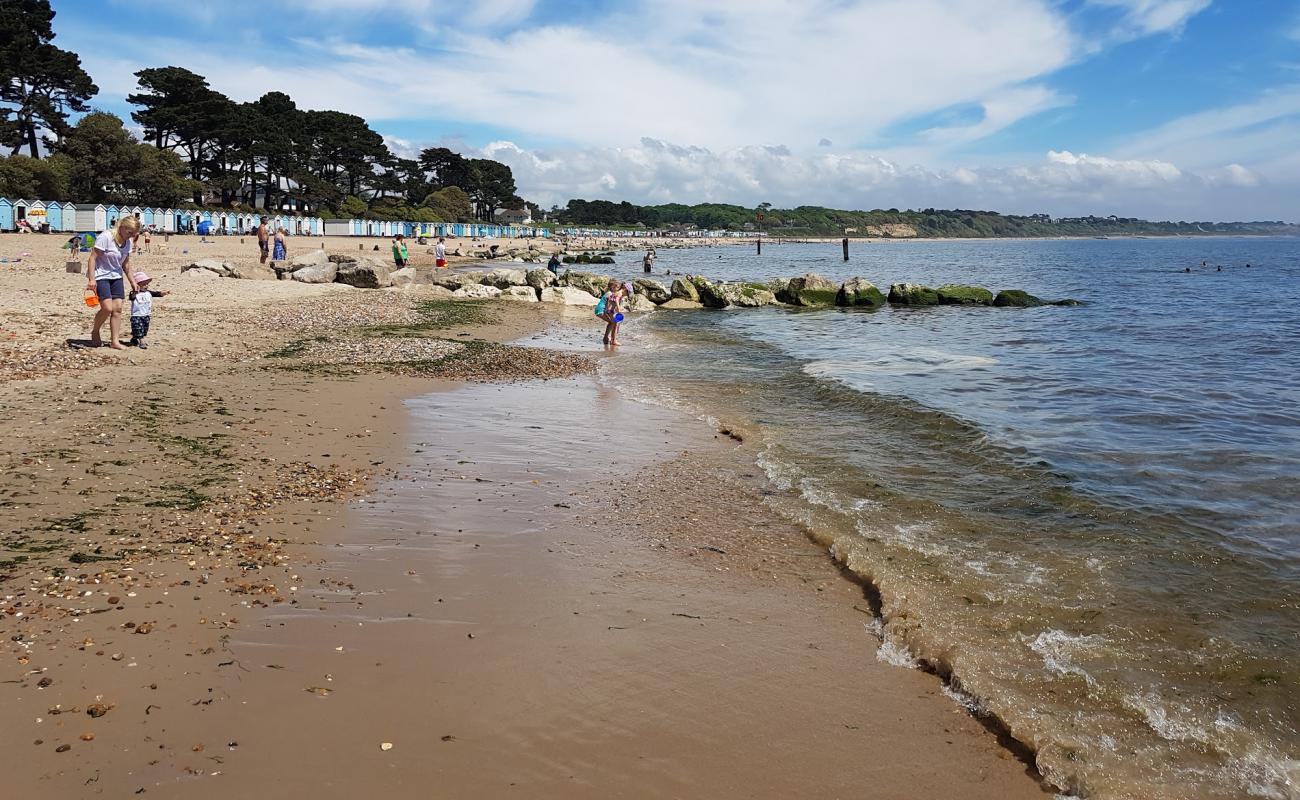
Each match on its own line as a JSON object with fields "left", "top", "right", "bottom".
{"left": 0, "top": 198, "right": 14, "bottom": 231}
{"left": 44, "top": 200, "right": 63, "bottom": 231}
{"left": 105, "top": 205, "right": 121, "bottom": 227}
{"left": 142, "top": 208, "right": 155, "bottom": 227}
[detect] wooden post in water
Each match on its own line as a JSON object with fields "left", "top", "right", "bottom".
{"left": 842, "top": 237, "right": 849, "bottom": 261}
{"left": 757, "top": 238, "right": 762, "bottom": 255}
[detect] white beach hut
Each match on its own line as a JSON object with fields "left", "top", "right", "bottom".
{"left": 74, "top": 203, "right": 107, "bottom": 231}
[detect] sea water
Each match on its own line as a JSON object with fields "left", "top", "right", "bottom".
{"left": 598, "top": 237, "right": 1299, "bottom": 799}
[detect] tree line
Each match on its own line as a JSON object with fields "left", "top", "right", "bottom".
{"left": 552, "top": 198, "right": 1298, "bottom": 237}
{"left": 0, "top": 0, "right": 519, "bottom": 221}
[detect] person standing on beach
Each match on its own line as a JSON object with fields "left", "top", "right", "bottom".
{"left": 393, "top": 234, "right": 409, "bottom": 268}
{"left": 598, "top": 278, "right": 628, "bottom": 346}
{"left": 86, "top": 216, "right": 141, "bottom": 350}
{"left": 272, "top": 226, "right": 288, "bottom": 265}
{"left": 435, "top": 237, "right": 447, "bottom": 269}
{"left": 257, "top": 216, "right": 270, "bottom": 264}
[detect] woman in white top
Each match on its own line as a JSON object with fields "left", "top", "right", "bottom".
{"left": 86, "top": 216, "right": 142, "bottom": 349}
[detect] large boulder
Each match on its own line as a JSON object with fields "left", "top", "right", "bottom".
{"left": 936, "top": 284, "right": 994, "bottom": 306}
{"left": 291, "top": 262, "right": 338, "bottom": 284}
{"left": 658, "top": 298, "right": 704, "bottom": 310}
{"left": 429, "top": 271, "right": 483, "bottom": 290}
{"left": 777, "top": 273, "right": 837, "bottom": 306}
{"left": 627, "top": 294, "right": 657, "bottom": 313}
{"left": 182, "top": 258, "right": 233, "bottom": 278}
{"left": 632, "top": 278, "right": 671, "bottom": 304}
{"left": 181, "top": 267, "right": 219, "bottom": 281}
{"left": 691, "top": 276, "right": 729, "bottom": 308}
{"left": 390, "top": 267, "right": 418, "bottom": 288}
{"left": 482, "top": 267, "right": 528, "bottom": 288}
{"left": 836, "top": 278, "right": 886, "bottom": 307}
{"left": 228, "top": 261, "right": 277, "bottom": 281}
{"left": 718, "top": 283, "right": 776, "bottom": 307}
{"left": 888, "top": 283, "right": 939, "bottom": 306}
{"left": 335, "top": 258, "right": 392, "bottom": 289}
{"left": 539, "top": 286, "right": 599, "bottom": 306}
{"left": 452, "top": 284, "right": 502, "bottom": 300}
{"left": 993, "top": 289, "right": 1045, "bottom": 307}
{"left": 558, "top": 271, "right": 609, "bottom": 297}
{"left": 500, "top": 285, "right": 539, "bottom": 302}
{"left": 562, "top": 253, "right": 615, "bottom": 265}
{"left": 670, "top": 277, "right": 700, "bottom": 302}
{"left": 290, "top": 250, "right": 330, "bottom": 269}
{"left": 526, "top": 268, "right": 557, "bottom": 290}
{"left": 767, "top": 277, "right": 791, "bottom": 299}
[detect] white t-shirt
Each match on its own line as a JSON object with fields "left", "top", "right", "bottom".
{"left": 93, "top": 230, "right": 132, "bottom": 280}
{"left": 131, "top": 289, "right": 160, "bottom": 317}
{"left": 435, "top": 242, "right": 446, "bottom": 259}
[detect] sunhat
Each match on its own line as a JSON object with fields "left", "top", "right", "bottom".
{"left": 133, "top": 272, "right": 151, "bottom": 284}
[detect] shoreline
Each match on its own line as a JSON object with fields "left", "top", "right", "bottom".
{"left": 1, "top": 236, "right": 1049, "bottom": 796}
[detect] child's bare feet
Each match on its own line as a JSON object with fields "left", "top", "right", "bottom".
{"left": 108, "top": 343, "right": 128, "bottom": 350}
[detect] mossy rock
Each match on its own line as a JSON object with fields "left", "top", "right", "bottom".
{"left": 936, "top": 284, "right": 994, "bottom": 306}
{"left": 670, "top": 277, "right": 700, "bottom": 302}
{"left": 1051, "top": 298, "right": 1085, "bottom": 306}
{"left": 633, "top": 278, "right": 670, "bottom": 304}
{"left": 888, "top": 283, "right": 939, "bottom": 306}
{"left": 778, "top": 273, "right": 838, "bottom": 306}
{"left": 836, "top": 278, "right": 886, "bottom": 307}
{"left": 558, "top": 270, "right": 610, "bottom": 297}
{"left": 992, "top": 289, "right": 1044, "bottom": 307}
{"left": 691, "top": 276, "right": 729, "bottom": 308}
{"left": 719, "top": 283, "right": 776, "bottom": 307}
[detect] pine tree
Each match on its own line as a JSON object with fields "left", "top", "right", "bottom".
{"left": 0, "top": 0, "right": 98, "bottom": 156}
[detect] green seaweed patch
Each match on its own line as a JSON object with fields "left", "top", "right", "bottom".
{"left": 992, "top": 290, "right": 1044, "bottom": 307}
{"left": 364, "top": 300, "right": 499, "bottom": 337}
{"left": 266, "top": 336, "right": 328, "bottom": 359}
{"left": 69, "top": 551, "right": 122, "bottom": 564}
{"left": 794, "top": 289, "right": 838, "bottom": 306}
{"left": 936, "top": 285, "right": 994, "bottom": 306}
{"left": 143, "top": 484, "right": 211, "bottom": 511}
{"left": 41, "top": 511, "right": 101, "bottom": 533}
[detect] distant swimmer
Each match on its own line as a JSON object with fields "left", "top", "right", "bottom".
{"left": 1217, "top": 265, "right": 1222, "bottom": 272}
{"left": 1184, "top": 267, "right": 1191, "bottom": 273}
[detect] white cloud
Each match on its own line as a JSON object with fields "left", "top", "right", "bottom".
{"left": 1112, "top": 85, "right": 1300, "bottom": 180}
{"left": 479, "top": 138, "right": 1290, "bottom": 221}
{"left": 73, "top": 0, "right": 1079, "bottom": 152}
{"left": 1087, "top": 0, "right": 1212, "bottom": 36}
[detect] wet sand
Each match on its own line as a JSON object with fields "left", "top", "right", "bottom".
{"left": 1, "top": 233, "right": 1048, "bottom": 797}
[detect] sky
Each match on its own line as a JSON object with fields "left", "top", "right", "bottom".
{"left": 51, "top": 0, "right": 1300, "bottom": 221}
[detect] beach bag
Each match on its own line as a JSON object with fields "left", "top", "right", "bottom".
{"left": 594, "top": 294, "right": 607, "bottom": 316}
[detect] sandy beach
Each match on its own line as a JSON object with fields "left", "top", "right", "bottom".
{"left": 0, "top": 231, "right": 1046, "bottom": 797}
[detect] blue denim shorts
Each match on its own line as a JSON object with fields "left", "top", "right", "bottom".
{"left": 95, "top": 278, "right": 125, "bottom": 300}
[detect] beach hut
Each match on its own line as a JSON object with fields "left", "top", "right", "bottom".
{"left": 25, "top": 199, "right": 48, "bottom": 231}
{"left": 73, "top": 203, "right": 107, "bottom": 231}
{"left": 0, "top": 197, "right": 14, "bottom": 231}
{"left": 322, "top": 219, "right": 350, "bottom": 236}
{"left": 42, "top": 200, "right": 62, "bottom": 231}
{"left": 127, "top": 205, "right": 143, "bottom": 223}
{"left": 105, "top": 205, "right": 121, "bottom": 227}
{"left": 51, "top": 200, "right": 68, "bottom": 231}
{"left": 142, "top": 207, "right": 155, "bottom": 227}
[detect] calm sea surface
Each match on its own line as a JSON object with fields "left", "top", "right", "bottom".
{"left": 595, "top": 237, "right": 1300, "bottom": 799}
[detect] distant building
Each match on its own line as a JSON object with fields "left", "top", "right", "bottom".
{"left": 494, "top": 207, "right": 532, "bottom": 225}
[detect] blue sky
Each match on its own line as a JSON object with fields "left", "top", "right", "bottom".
{"left": 51, "top": 0, "right": 1300, "bottom": 220}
